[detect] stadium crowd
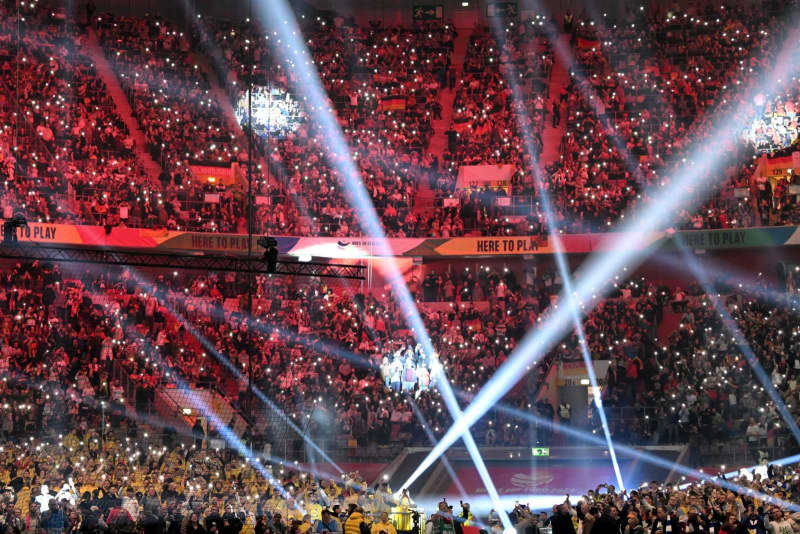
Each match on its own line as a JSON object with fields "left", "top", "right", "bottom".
{"left": 529, "top": 468, "right": 800, "bottom": 534}
{"left": 2, "top": 4, "right": 800, "bottom": 534}
{"left": 0, "top": 425, "right": 793, "bottom": 534}
{"left": 538, "top": 4, "right": 773, "bottom": 233}
{"left": 95, "top": 11, "right": 246, "bottom": 233}
{"left": 602, "top": 274, "right": 800, "bottom": 460}
{"left": 1, "top": 1, "right": 799, "bottom": 236}
{"left": 200, "top": 14, "right": 457, "bottom": 237}
{"left": 0, "top": 252, "right": 796, "bottom": 462}
{"left": 0, "top": 3, "right": 798, "bottom": 529}
{"left": 0, "top": 0, "right": 798, "bottom": 512}
{"left": 0, "top": 0, "right": 145, "bottom": 228}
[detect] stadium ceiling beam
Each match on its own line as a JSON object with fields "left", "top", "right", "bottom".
{"left": 0, "top": 243, "right": 366, "bottom": 280}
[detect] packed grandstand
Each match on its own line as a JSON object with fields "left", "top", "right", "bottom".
{"left": 1, "top": 0, "right": 800, "bottom": 533}
{"left": 3, "top": 0, "right": 800, "bottom": 234}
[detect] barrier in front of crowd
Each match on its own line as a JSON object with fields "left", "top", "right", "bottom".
{"left": 12, "top": 222, "right": 800, "bottom": 258}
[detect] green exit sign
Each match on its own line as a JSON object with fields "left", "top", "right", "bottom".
{"left": 532, "top": 447, "right": 550, "bottom": 457}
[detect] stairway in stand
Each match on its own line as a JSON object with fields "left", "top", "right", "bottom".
{"left": 84, "top": 29, "right": 163, "bottom": 179}
{"left": 539, "top": 34, "right": 571, "bottom": 168}
{"left": 412, "top": 171, "right": 437, "bottom": 217}
{"left": 416, "top": 30, "right": 471, "bottom": 217}
{"left": 428, "top": 30, "right": 470, "bottom": 160}
{"left": 657, "top": 308, "right": 683, "bottom": 343}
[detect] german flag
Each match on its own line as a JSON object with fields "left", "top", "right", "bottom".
{"left": 380, "top": 95, "right": 406, "bottom": 111}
